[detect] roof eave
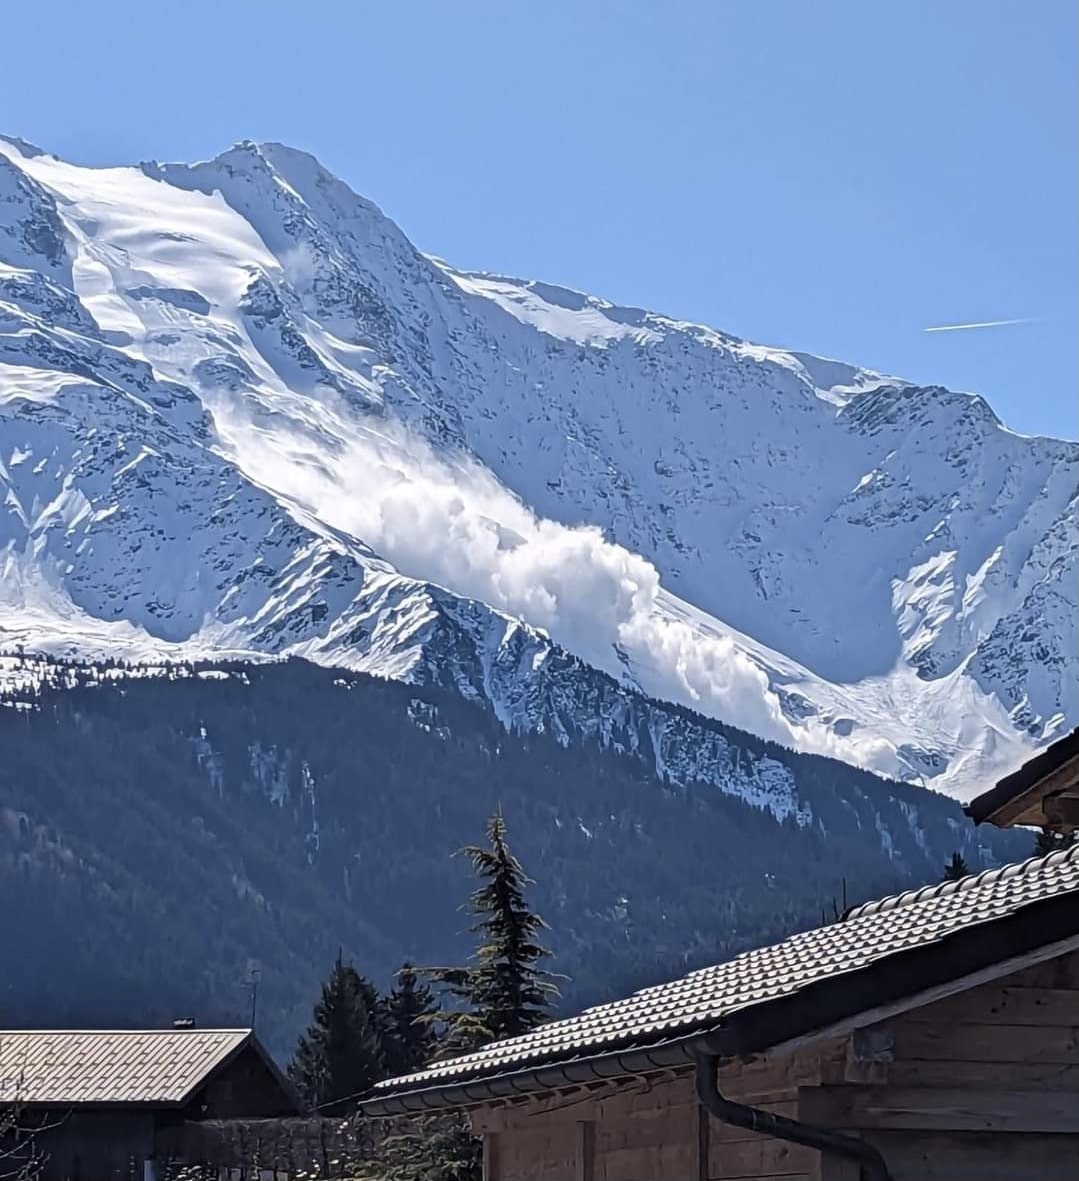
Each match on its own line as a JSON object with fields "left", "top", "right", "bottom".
{"left": 17, "top": 1098, "right": 193, "bottom": 1111}
{"left": 966, "top": 730, "right": 1079, "bottom": 828}
{"left": 359, "top": 1028, "right": 711, "bottom": 1117}
{"left": 702, "top": 885, "right": 1079, "bottom": 1059}
{"left": 362, "top": 886, "right": 1079, "bottom": 1117}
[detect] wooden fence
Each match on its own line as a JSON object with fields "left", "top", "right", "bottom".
{"left": 156, "top": 1117, "right": 374, "bottom": 1179}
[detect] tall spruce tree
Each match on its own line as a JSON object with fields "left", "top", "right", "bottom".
{"left": 368, "top": 813, "right": 557, "bottom": 1181}
{"left": 942, "top": 851, "right": 969, "bottom": 881}
{"left": 288, "top": 953, "right": 386, "bottom": 1113}
{"left": 1034, "top": 827, "right": 1077, "bottom": 856}
{"left": 384, "top": 962, "right": 440, "bottom": 1077}
{"left": 428, "top": 809, "right": 558, "bottom": 1054}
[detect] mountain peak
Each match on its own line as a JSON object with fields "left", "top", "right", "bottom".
{"left": 0, "top": 134, "right": 1073, "bottom": 800}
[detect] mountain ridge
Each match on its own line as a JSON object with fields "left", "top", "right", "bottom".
{"left": 0, "top": 134, "right": 1074, "bottom": 801}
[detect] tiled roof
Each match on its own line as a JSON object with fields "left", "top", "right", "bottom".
{"left": 373, "top": 847, "right": 1079, "bottom": 1102}
{"left": 0, "top": 1029, "right": 251, "bottom": 1105}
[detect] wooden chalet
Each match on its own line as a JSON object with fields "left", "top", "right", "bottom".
{"left": 0, "top": 1027, "right": 299, "bottom": 1180}
{"left": 365, "top": 800, "right": 1079, "bottom": 1178}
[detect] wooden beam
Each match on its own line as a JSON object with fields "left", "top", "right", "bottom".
{"left": 852, "top": 1057, "right": 1079, "bottom": 1091}
{"left": 1043, "top": 792, "right": 1079, "bottom": 831}
{"left": 746, "top": 932, "right": 1079, "bottom": 1066}
{"left": 574, "top": 1119, "right": 594, "bottom": 1181}
{"left": 464, "top": 1074, "right": 668, "bottom": 1132}
{"left": 693, "top": 1094, "right": 709, "bottom": 1181}
{"left": 481, "top": 1131, "right": 498, "bottom": 1181}
{"left": 892, "top": 1022, "right": 1079, "bottom": 1065}
{"left": 907, "top": 984, "right": 1079, "bottom": 1028}
{"left": 990, "top": 754, "right": 1079, "bottom": 826}
{"left": 866, "top": 1130, "right": 1079, "bottom": 1180}
{"left": 801, "top": 1085, "right": 1079, "bottom": 1134}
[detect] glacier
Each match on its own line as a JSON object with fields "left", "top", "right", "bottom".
{"left": 0, "top": 134, "right": 1074, "bottom": 801}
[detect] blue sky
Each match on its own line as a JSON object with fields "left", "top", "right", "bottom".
{"left": 4, "top": 0, "right": 1075, "bottom": 437}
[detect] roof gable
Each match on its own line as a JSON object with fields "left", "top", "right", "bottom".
{"left": 0, "top": 1029, "right": 273, "bottom": 1107}
{"left": 967, "top": 728, "right": 1079, "bottom": 829}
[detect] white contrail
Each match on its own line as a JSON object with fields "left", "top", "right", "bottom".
{"left": 923, "top": 317, "right": 1035, "bottom": 333}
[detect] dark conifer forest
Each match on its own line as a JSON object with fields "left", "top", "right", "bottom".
{"left": 0, "top": 657, "right": 1023, "bottom": 1060}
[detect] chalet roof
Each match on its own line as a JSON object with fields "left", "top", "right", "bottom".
{"left": 0, "top": 1028, "right": 286, "bottom": 1108}
{"left": 966, "top": 728, "right": 1079, "bottom": 830}
{"left": 364, "top": 846, "right": 1079, "bottom": 1114}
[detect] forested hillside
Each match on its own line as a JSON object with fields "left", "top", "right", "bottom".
{"left": 0, "top": 658, "right": 1022, "bottom": 1060}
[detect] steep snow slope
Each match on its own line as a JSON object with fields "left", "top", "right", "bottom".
{"left": 0, "top": 136, "right": 1074, "bottom": 799}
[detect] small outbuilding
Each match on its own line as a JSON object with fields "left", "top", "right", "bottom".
{"left": 365, "top": 844, "right": 1079, "bottom": 1180}
{"left": 0, "top": 1027, "right": 299, "bottom": 1180}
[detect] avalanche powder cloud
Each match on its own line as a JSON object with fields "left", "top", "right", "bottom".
{"left": 208, "top": 392, "right": 898, "bottom": 773}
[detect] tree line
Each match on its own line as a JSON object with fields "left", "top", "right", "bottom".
{"left": 0, "top": 656, "right": 1024, "bottom": 1060}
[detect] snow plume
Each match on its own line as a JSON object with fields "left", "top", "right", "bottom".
{"left": 278, "top": 243, "right": 318, "bottom": 292}
{"left": 208, "top": 393, "right": 902, "bottom": 775}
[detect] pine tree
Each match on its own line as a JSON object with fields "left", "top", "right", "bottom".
{"left": 1034, "top": 827, "right": 1077, "bottom": 857}
{"left": 384, "top": 962, "right": 440, "bottom": 1077}
{"left": 288, "top": 953, "right": 386, "bottom": 1113}
{"left": 368, "top": 813, "right": 558, "bottom": 1181}
{"left": 820, "top": 878, "right": 849, "bottom": 925}
{"left": 942, "top": 851, "right": 969, "bottom": 881}
{"left": 428, "top": 809, "right": 558, "bottom": 1054}
{"left": 358, "top": 1113, "right": 481, "bottom": 1181}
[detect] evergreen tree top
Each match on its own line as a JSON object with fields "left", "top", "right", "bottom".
{"left": 1034, "top": 827, "right": 1077, "bottom": 857}
{"left": 288, "top": 952, "right": 387, "bottom": 1113}
{"left": 942, "top": 851, "right": 969, "bottom": 882}
{"left": 425, "top": 809, "right": 560, "bottom": 1054}
{"left": 385, "top": 961, "right": 440, "bottom": 1077}
{"left": 461, "top": 810, "right": 552, "bottom": 962}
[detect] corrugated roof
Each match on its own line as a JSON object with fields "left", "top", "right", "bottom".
{"left": 372, "top": 846, "right": 1079, "bottom": 1103}
{"left": 0, "top": 1029, "right": 251, "bottom": 1106}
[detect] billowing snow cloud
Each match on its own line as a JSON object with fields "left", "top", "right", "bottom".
{"left": 209, "top": 394, "right": 899, "bottom": 772}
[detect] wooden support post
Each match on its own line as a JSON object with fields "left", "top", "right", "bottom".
{"left": 574, "top": 1119, "right": 594, "bottom": 1181}
{"left": 693, "top": 1100, "right": 710, "bottom": 1181}
{"left": 482, "top": 1131, "right": 499, "bottom": 1181}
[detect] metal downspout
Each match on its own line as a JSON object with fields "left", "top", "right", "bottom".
{"left": 693, "top": 1053, "right": 892, "bottom": 1181}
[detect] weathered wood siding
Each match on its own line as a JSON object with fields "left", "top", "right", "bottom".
{"left": 800, "top": 947, "right": 1079, "bottom": 1180}
{"left": 474, "top": 948, "right": 1079, "bottom": 1181}
{"left": 191, "top": 1043, "right": 298, "bottom": 1119}
{"left": 474, "top": 1041, "right": 843, "bottom": 1180}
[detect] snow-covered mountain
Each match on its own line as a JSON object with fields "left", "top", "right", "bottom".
{"left": 1, "top": 135, "right": 1074, "bottom": 801}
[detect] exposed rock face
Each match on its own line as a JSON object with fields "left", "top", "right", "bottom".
{"left": 0, "top": 136, "right": 1074, "bottom": 802}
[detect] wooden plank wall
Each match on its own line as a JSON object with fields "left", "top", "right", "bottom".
{"left": 800, "top": 948, "right": 1079, "bottom": 1181}
{"left": 706, "top": 1044, "right": 846, "bottom": 1181}
{"left": 475, "top": 948, "right": 1079, "bottom": 1181}
{"left": 475, "top": 1076, "right": 699, "bottom": 1181}
{"left": 474, "top": 1041, "right": 845, "bottom": 1181}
